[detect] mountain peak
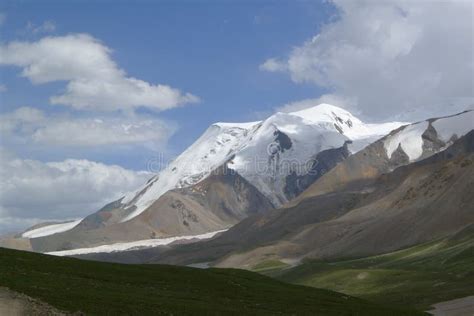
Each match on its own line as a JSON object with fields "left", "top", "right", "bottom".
{"left": 287, "top": 103, "right": 359, "bottom": 127}
{"left": 211, "top": 104, "right": 353, "bottom": 131}
{"left": 288, "top": 103, "right": 353, "bottom": 118}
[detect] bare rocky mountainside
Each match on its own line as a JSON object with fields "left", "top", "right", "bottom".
{"left": 212, "top": 130, "right": 474, "bottom": 268}
{"left": 71, "top": 113, "right": 473, "bottom": 267}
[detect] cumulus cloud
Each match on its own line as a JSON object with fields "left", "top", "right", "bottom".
{"left": 261, "top": 0, "right": 474, "bottom": 120}
{"left": 259, "top": 58, "right": 287, "bottom": 72}
{"left": 0, "top": 34, "right": 199, "bottom": 111}
{"left": 0, "top": 107, "right": 177, "bottom": 148}
{"left": 0, "top": 153, "right": 151, "bottom": 233}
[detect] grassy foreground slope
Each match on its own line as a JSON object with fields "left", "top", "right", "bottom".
{"left": 0, "top": 248, "right": 420, "bottom": 315}
{"left": 274, "top": 225, "right": 474, "bottom": 311}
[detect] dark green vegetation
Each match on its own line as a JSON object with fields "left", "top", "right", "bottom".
{"left": 272, "top": 225, "right": 474, "bottom": 311}
{"left": 0, "top": 248, "right": 422, "bottom": 315}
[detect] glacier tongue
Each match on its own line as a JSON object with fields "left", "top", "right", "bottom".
{"left": 22, "top": 219, "right": 82, "bottom": 238}
{"left": 119, "top": 103, "right": 407, "bottom": 221}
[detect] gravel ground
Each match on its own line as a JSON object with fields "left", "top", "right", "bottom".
{"left": 429, "top": 296, "right": 474, "bottom": 316}
{"left": 0, "top": 287, "right": 69, "bottom": 316}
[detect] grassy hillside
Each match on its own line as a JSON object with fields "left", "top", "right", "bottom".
{"left": 0, "top": 248, "right": 420, "bottom": 315}
{"left": 273, "top": 225, "right": 474, "bottom": 311}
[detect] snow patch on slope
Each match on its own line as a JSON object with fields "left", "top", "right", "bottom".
{"left": 384, "top": 110, "right": 473, "bottom": 162}
{"left": 46, "top": 229, "right": 228, "bottom": 256}
{"left": 22, "top": 219, "right": 82, "bottom": 238}
{"left": 384, "top": 121, "right": 429, "bottom": 161}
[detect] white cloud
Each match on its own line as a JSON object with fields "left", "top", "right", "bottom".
{"left": 32, "top": 117, "right": 176, "bottom": 147}
{"left": 0, "top": 153, "right": 151, "bottom": 233}
{"left": 260, "top": 0, "right": 474, "bottom": 120}
{"left": 0, "top": 34, "right": 199, "bottom": 112}
{"left": 26, "top": 20, "right": 56, "bottom": 34}
{"left": 0, "top": 107, "right": 44, "bottom": 138}
{"left": 0, "top": 107, "right": 177, "bottom": 148}
{"left": 259, "top": 58, "right": 287, "bottom": 72}
{"left": 0, "top": 84, "right": 7, "bottom": 92}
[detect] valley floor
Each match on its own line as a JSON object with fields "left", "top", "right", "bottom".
{"left": 257, "top": 225, "right": 474, "bottom": 312}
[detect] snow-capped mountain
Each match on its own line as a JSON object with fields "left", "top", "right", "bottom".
{"left": 291, "top": 109, "right": 474, "bottom": 204}
{"left": 10, "top": 105, "right": 472, "bottom": 255}
{"left": 119, "top": 103, "right": 405, "bottom": 220}
{"left": 13, "top": 103, "right": 406, "bottom": 246}
{"left": 120, "top": 120, "right": 260, "bottom": 222}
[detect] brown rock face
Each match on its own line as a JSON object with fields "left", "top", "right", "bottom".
{"left": 30, "top": 165, "right": 273, "bottom": 253}
{"left": 131, "top": 131, "right": 473, "bottom": 268}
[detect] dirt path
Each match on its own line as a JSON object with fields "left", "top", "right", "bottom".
{"left": 429, "top": 296, "right": 474, "bottom": 316}
{"left": 0, "top": 287, "right": 66, "bottom": 315}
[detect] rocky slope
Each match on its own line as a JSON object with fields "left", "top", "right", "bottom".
{"left": 30, "top": 165, "right": 273, "bottom": 252}
{"left": 93, "top": 113, "right": 473, "bottom": 266}
{"left": 289, "top": 110, "right": 473, "bottom": 205}
{"left": 213, "top": 131, "right": 474, "bottom": 268}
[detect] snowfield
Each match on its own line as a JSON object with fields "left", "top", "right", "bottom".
{"left": 384, "top": 121, "right": 429, "bottom": 161}
{"left": 22, "top": 219, "right": 82, "bottom": 239}
{"left": 46, "top": 229, "right": 228, "bottom": 256}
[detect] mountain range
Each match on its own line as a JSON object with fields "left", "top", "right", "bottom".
{"left": 150, "top": 127, "right": 473, "bottom": 269}
{"left": 2, "top": 104, "right": 472, "bottom": 265}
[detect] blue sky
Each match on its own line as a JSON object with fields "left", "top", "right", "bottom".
{"left": 1, "top": 0, "right": 335, "bottom": 170}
